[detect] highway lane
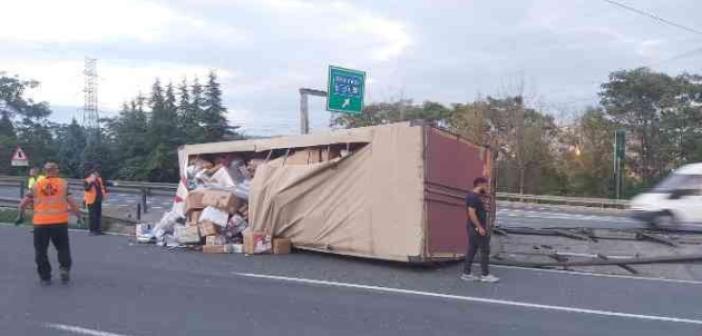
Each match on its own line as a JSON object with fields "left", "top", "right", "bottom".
{"left": 496, "top": 207, "right": 642, "bottom": 229}
{"left": 0, "top": 225, "right": 700, "bottom": 336}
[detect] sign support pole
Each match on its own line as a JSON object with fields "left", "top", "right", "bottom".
{"left": 300, "top": 91, "right": 309, "bottom": 135}
{"left": 298, "top": 88, "right": 328, "bottom": 135}
{"left": 613, "top": 129, "right": 626, "bottom": 199}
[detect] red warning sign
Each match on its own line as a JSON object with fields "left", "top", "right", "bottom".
{"left": 11, "top": 146, "right": 28, "bottom": 167}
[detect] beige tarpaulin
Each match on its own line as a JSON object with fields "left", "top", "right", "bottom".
{"left": 249, "top": 123, "right": 426, "bottom": 261}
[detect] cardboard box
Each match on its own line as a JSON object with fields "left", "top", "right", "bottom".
{"left": 322, "top": 147, "right": 341, "bottom": 161}
{"left": 206, "top": 235, "right": 227, "bottom": 246}
{"left": 238, "top": 204, "right": 249, "bottom": 219}
{"left": 187, "top": 210, "right": 202, "bottom": 226}
{"left": 199, "top": 206, "right": 230, "bottom": 227}
{"left": 203, "top": 244, "right": 233, "bottom": 254}
{"left": 273, "top": 238, "right": 292, "bottom": 255}
{"left": 185, "top": 189, "right": 206, "bottom": 214}
{"left": 285, "top": 149, "right": 316, "bottom": 165}
{"left": 207, "top": 167, "right": 236, "bottom": 188}
{"left": 202, "top": 189, "right": 241, "bottom": 214}
{"left": 175, "top": 225, "right": 200, "bottom": 244}
{"left": 243, "top": 231, "right": 272, "bottom": 254}
{"left": 199, "top": 221, "right": 219, "bottom": 237}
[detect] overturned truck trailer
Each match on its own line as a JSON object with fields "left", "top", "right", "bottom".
{"left": 176, "top": 122, "right": 494, "bottom": 263}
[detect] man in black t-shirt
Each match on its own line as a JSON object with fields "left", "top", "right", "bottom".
{"left": 461, "top": 177, "right": 499, "bottom": 283}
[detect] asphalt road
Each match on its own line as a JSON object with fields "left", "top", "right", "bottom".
{"left": 496, "top": 206, "right": 642, "bottom": 229}
{"left": 1, "top": 225, "right": 701, "bottom": 336}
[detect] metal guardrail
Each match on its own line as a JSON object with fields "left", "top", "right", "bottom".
{"left": 0, "top": 175, "right": 178, "bottom": 219}
{"left": 496, "top": 192, "right": 630, "bottom": 208}
{"left": 0, "top": 176, "right": 178, "bottom": 191}
{"left": 0, "top": 175, "right": 630, "bottom": 209}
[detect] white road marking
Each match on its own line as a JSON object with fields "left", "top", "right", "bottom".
{"left": 236, "top": 272, "right": 702, "bottom": 326}
{"left": 44, "top": 323, "right": 134, "bottom": 336}
{"left": 491, "top": 265, "right": 702, "bottom": 285}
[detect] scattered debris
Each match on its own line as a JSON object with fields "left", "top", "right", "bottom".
{"left": 138, "top": 154, "right": 288, "bottom": 256}
{"left": 492, "top": 225, "right": 702, "bottom": 279}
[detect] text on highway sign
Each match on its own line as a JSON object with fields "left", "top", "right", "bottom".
{"left": 327, "top": 65, "right": 366, "bottom": 114}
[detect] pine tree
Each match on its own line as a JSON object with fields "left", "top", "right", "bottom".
{"left": 110, "top": 99, "right": 149, "bottom": 179}
{"left": 201, "top": 71, "right": 229, "bottom": 141}
{"left": 81, "top": 133, "right": 111, "bottom": 179}
{"left": 177, "top": 79, "right": 197, "bottom": 143}
{"left": 147, "top": 79, "right": 166, "bottom": 146}
{"left": 144, "top": 79, "right": 180, "bottom": 182}
{"left": 188, "top": 77, "right": 206, "bottom": 143}
{"left": 165, "top": 82, "right": 176, "bottom": 113}
{"left": 164, "top": 82, "right": 183, "bottom": 145}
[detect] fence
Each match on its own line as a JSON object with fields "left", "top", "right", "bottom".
{"left": 0, "top": 176, "right": 630, "bottom": 213}
{"left": 0, "top": 176, "right": 177, "bottom": 220}
{"left": 496, "top": 192, "right": 630, "bottom": 209}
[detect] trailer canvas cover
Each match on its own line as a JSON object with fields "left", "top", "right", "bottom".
{"left": 177, "top": 122, "right": 493, "bottom": 262}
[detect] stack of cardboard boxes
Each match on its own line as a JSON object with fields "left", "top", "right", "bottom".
{"left": 182, "top": 188, "right": 291, "bottom": 255}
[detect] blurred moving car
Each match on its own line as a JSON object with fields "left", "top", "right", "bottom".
{"left": 629, "top": 163, "right": 702, "bottom": 226}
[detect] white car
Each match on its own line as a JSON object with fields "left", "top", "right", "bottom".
{"left": 629, "top": 163, "right": 702, "bottom": 226}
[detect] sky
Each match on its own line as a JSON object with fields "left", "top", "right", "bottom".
{"left": 1, "top": 0, "right": 701, "bottom": 136}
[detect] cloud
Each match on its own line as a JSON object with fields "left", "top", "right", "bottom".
{"left": 636, "top": 39, "right": 665, "bottom": 59}
{"left": 1, "top": 58, "right": 233, "bottom": 112}
{"left": 246, "top": 0, "right": 413, "bottom": 62}
{"left": 3, "top": 0, "right": 702, "bottom": 137}
{"left": 0, "top": 0, "right": 246, "bottom": 44}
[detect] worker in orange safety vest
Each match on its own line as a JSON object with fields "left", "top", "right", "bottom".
{"left": 84, "top": 167, "right": 107, "bottom": 235}
{"left": 18, "top": 162, "right": 82, "bottom": 286}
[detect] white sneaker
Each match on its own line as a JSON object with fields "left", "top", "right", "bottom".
{"left": 480, "top": 274, "right": 500, "bottom": 283}
{"left": 460, "top": 274, "right": 480, "bottom": 281}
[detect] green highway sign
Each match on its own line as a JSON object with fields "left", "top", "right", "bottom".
{"left": 327, "top": 65, "right": 365, "bottom": 114}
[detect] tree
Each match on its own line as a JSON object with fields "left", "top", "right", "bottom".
{"left": 0, "top": 73, "right": 56, "bottom": 171}
{"left": 55, "top": 119, "right": 86, "bottom": 178}
{"left": 659, "top": 73, "right": 702, "bottom": 167}
{"left": 600, "top": 68, "right": 678, "bottom": 185}
{"left": 186, "top": 77, "right": 206, "bottom": 143}
{"left": 554, "top": 107, "right": 615, "bottom": 197}
{"left": 177, "top": 79, "right": 197, "bottom": 141}
{"left": 331, "top": 99, "right": 451, "bottom": 128}
{"left": 144, "top": 79, "right": 181, "bottom": 181}
{"left": 450, "top": 96, "right": 561, "bottom": 194}
{"left": 201, "top": 71, "right": 230, "bottom": 141}
{"left": 0, "top": 106, "right": 17, "bottom": 175}
{"left": 108, "top": 98, "right": 149, "bottom": 180}
{"left": 81, "top": 134, "right": 112, "bottom": 179}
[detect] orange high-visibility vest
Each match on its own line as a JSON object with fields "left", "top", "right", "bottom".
{"left": 32, "top": 177, "right": 70, "bottom": 225}
{"left": 84, "top": 176, "right": 107, "bottom": 205}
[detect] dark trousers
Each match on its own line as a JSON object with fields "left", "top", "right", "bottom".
{"left": 33, "top": 224, "right": 71, "bottom": 280}
{"left": 88, "top": 200, "right": 102, "bottom": 233}
{"left": 463, "top": 226, "right": 490, "bottom": 276}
